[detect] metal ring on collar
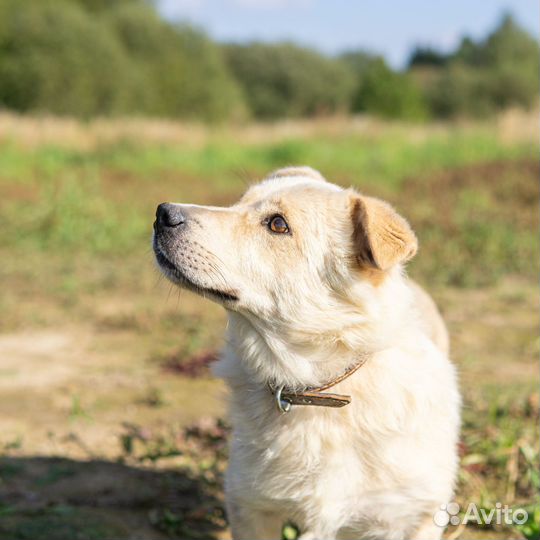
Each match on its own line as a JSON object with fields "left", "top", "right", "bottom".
{"left": 275, "top": 386, "right": 292, "bottom": 413}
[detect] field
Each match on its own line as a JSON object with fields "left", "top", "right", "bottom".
{"left": 0, "top": 111, "right": 538, "bottom": 540}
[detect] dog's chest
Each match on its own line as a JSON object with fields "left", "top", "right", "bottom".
{"left": 231, "top": 408, "right": 434, "bottom": 538}
{"left": 232, "top": 405, "right": 374, "bottom": 503}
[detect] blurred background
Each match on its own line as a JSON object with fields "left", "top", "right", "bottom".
{"left": 0, "top": 1, "right": 538, "bottom": 539}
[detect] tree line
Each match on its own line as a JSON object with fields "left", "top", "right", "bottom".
{"left": 0, "top": 0, "right": 537, "bottom": 121}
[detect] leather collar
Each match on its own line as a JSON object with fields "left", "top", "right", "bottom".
{"left": 270, "top": 354, "right": 369, "bottom": 413}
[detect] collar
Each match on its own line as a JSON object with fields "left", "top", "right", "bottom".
{"left": 270, "top": 353, "right": 370, "bottom": 413}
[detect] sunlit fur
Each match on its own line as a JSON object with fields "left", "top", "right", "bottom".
{"left": 154, "top": 166, "right": 461, "bottom": 540}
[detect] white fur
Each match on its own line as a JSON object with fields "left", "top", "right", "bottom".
{"left": 154, "top": 167, "right": 461, "bottom": 540}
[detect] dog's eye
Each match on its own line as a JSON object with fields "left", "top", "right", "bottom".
{"left": 268, "top": 215, "right": 289, "bottom": 234}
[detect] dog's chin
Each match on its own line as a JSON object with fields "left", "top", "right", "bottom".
{"left": 153, "top": 243, "right": 239, "bottom": 304}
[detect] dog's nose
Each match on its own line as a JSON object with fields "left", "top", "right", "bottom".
{"left": 156, "top": 203, "right": 186, "bottom": 228}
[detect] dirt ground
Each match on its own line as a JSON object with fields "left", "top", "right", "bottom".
{"left": 1, "top": 277, "right": 536, "bottom": 456}
{"left": 0, "top": 275, "right": 537, "bottom": 540}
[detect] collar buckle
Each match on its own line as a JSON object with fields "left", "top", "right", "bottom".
{"left": 275, "top": 386, "right": 292, "bottom": 413}
{"left": 270, "top": 354, "right": 370, "bottom": 412}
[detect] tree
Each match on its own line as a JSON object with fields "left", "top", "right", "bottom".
{"left": 351, "top": 58, "right": 429, "bottom": 120}
{"left": 0, "top": 0, "right": 135, "bottom": 116}
{"left": 65, "top": 0, "right": 147, "bottom": 12}
{"left": 408, "top": 47, "right": 449, "bottom": 68}
{"left": 341, "top": 51, "right": 381, "bottom": 76}
{"left": 224, "top": 43, "right": 355, "bottom": 119}
{"left": 480, "top": 13, "right": 539, "bottom": 109}
{"left": 425, "top": 14, "right": 539, "bottom": 117}
{"left": 106, "top": 2, "right": 245, "bottom": 120}
{"left": 0, "top": 0, "right": 245, "bottom": 120}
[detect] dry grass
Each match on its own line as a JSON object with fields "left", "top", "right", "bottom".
{"left": 0, "top": 109, "right": 537, "bottom": 150}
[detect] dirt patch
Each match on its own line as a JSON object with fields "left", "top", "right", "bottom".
{"left": 162, "top": 350, "right": 218, "bottom": 378}
{"left": 401, "top": 159, "right": 539, "bottom": 230}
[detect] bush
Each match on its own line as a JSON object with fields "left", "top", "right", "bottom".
{"left": 224, "top": 43, "right": 355, "bottom": 119}
{"left": 341, "top": 51, "right": 381, "bottom": 77}
{"left": 106, "top": 3, "right": 245, "bottom": 120}
{"left": 426, "top": 64, "right": 491, "bottom": 118}
{"left": 480, "top": 14, "right": 539, "bottom": 109}
{"left": 351, "top": 58, "right": 429, "bottom": 120}
{"left": 0, "top": 0, "right": 245, "bottom": 120}
{"left": 408, "top": 47, "right": 449, "bottom": 68}
{"left": 0, "top": 2, "right": 536, "bottom": 121}
{"left": 0, "top": 0, "right": 135, "bottom": 116}
{"left": 424, "top": 14, "right": 539, "bottom": 118}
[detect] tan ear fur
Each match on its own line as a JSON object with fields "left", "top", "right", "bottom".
{"left": 351, "top": 195, "right": 418, "bottom": 271}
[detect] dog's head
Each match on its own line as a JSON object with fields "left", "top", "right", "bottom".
{"left": 153, "top": 167, "right": 417, "bottom": 327}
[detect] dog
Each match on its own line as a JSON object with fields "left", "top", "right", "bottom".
{"left": 153, "top": 166, "right": 460, "bottom": 540}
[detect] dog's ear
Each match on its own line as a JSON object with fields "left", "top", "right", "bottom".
{"left": 268, "top": 166, "right": 326, "bottom": 183}
{"left": 350, "top": 194, "right": 417, "bottom": 271}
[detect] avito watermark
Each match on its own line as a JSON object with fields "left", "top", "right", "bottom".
{"left": 433, "top": 501, "right": 528, "bottom": 527}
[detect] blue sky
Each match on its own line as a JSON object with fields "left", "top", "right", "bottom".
{"left": 157, "top": 0, "right": 538, "bottom": 68}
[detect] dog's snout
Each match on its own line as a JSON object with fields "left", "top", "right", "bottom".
{"left": 156, "top": 203, "right": 186, "bottom": 228}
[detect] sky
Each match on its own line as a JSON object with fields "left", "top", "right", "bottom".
{"left": 157, "top": 0, "right": 539, "bottom": 68}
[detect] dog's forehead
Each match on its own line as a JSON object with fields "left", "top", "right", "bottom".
{"left": 241, "top": 173, "right": 342, "bottom": 206}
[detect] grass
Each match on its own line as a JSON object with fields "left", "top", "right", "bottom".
{"left": 0, "top": 117, "right": 536, "bottom": 295}
{"left": 0, "top": 119, "right": 535, "bottom": 187}
{"left": 455, "top": 388, "right": 539, "bottom": 539}
{"left": 0, "top": 113, "right": 538, "bottom": 539}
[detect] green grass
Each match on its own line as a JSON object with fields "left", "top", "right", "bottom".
{"left": 0, "top": 124, "right": 534, "bottom": 185}
{"left": 0, "top": 122, "right": 536, "bottom": 290}
{"left": 455, "top": 386, "right": 540, "bottom": 539}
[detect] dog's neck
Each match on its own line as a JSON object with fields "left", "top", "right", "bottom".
{"left": 224, "top": 312, "right": 367, "bottom": 390}
{"left": 216, "top": 273, "right": 415, "bottom": 391}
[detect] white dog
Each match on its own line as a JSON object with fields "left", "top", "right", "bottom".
{"left": 153, "top": 167, "right": 460, "bottom": 540}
